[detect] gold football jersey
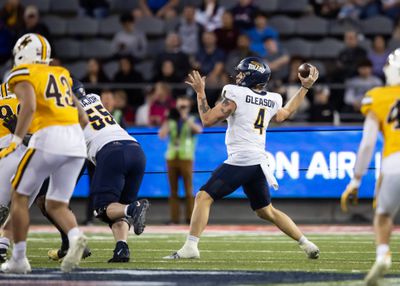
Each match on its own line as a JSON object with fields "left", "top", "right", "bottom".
{"left": 7, "top": 63, "right": 78, "bottom": 133}
{"left": 0, "top": 83, "right": 19, "bottom": 138}
{"left": 361, "top": 86, "right": 400, "bottom": 158}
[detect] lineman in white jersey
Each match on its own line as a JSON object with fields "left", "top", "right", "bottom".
{"left": 70, "top": 80, "right": 149, "bottom": 262}
{"left": 165, "top": 57, "right": 320, "bottom": 260}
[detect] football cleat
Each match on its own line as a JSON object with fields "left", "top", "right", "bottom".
{"left": 48, "top": 247, "right": 91, "bottom": 261}
{"left": 0, "top": 248, "right": 7, "bottom": 263}
{"left": 108, "top": 241, "right": 130, "bottom": 263}
{"left": 365, "top": 252, "right": 392, "bottom": 286}
{"left": 163, "top": 247, "right": 200, "bottom": 260}
{"left": 60, "top": 234, "right": 87, "bottom": 272}
{"left": 127, "top": 199, "right": 150, "bottom": 235}
{"left": 299, "top": 241, "right": 320, "bottom": 259}
{"left": 1, "top": 257, "right": 31, "bottom": 274}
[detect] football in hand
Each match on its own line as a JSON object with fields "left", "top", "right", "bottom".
{"left": 298, "top": 63, "right": 311, "bottom": 78}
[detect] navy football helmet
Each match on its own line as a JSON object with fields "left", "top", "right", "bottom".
{"left": 71, "top": 78, "right": 86, "bottom": 99}
{"left": 235, "top": 57, "right": 271, "bottom": 88}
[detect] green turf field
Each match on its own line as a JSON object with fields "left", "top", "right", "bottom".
{"left": 19, "top": 232, "right": 400, "bottom": 285}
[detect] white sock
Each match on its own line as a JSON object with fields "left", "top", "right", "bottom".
{"left": 0, "top": 237, "right": 10, "bottom": 249}
{"left": 12, "top": 241, "right": 26, "bottom": 260}
{"left": 298, "top": 236, "right": 308, "bottom": 245}
{"left": 118, "top": 240, "right": 127, "bottom": 244}
{"left": 376, "top": 244, "right": 390, "bottom": 260}
{"left": 67, "top": 227, "right": 81, "bottom": 243}
{"left": 183, "top": 235, "right": 199, "bottom": 249}
{"left": 124, "top": 206, "right": 129, "bottom": 217}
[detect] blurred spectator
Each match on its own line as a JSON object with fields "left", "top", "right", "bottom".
{"left": 82, "top": 58, "right": 109, "bottom": 94}
{"left": 0, "top": 20, "right": 13, "bottom": 64}
{"left": 82, "top": 58, "right": 109, "bottom": 84}
{"left": 263, "top": 37, "right": 290, "bottom": 80}
{"left": 367, "top": 35, "right": 390, "bottom": 79}
{"left": 154, "top": 60, "right": 181, "bottom": 83}
{"left": 311, "top": 0, "right": 341, "bottom": 18}
{"left": 114, "top": 56, "right": 143, "bottom": 83}
{"left": 111, "top": 13, "right": 147, "bottom": 60}
{"left": 344, "top": 59, "right": 382, "bottom": 112}
{"left": 79, "top": 0, "right": 109, "bottom": 19}
{"left": 176, "top": 5, "right": 202, "bottom": 56}
{"left": 158, "top": 95, "right": 202, "bottom": 224}
{"left": 393, "top": 18, "right": 400, "bottom": 39}
{"left": 101, "top": 89, "right": 126, "bottom": 128}
{"left": 194, "top": 31, "right": 226, "bottom": 86}
{"left": 214, "top": 11, "right": 239, "bottom": 54}
{"left": 154, "top": 32, "right": 191, "bottom": 82}
{"left": 381, "top": 0, "right": 400, "bottom": 21}
{"left": 308, "top": 86, "right": 334, "bottom": 122}
{"left": 225, "top": 34, "right": 256, "bottom": 74}
{"left": 149, "top": 82, "right": 175, "bottom": 126}
{"left": 338, "top": 0, "right": 380, "bottom": 20}
{"left": 195, "top": 0, "right": 224, "bottom": 32}
{"left": 335, "top": 30, "right": 367, "bottom": 81}
{"left": 139, "top": 0, "right": 179, "bottom": 19}
{"left": 230, "top": 0, "right": 259, "bottom": 30}
{"left": 18, "top": 5, "right": 50, "bottom": 40}
{"left": 136, "top": 87, "right": 155, "bottom": 126}
{"left": 0, "top": 0, "right": 24, "bottom": 32}
{"left": 246, "top": 12, "right": 278, "bottom": 56}
{"left": 115, "top": 89, "right": 135, "bottom": 126}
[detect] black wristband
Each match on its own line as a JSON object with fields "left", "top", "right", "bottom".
{"left": 301, "top": 85, "right": 310, "bottom": 90}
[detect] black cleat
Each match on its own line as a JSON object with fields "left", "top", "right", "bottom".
{"left": 127, "top": 199, "right": 150, "bottom": 235}
{"left": 0, "top": 248, "right": 7, "bottom": 263}
{"left": 108, "top": 241, "right": 130, "bottom": 263}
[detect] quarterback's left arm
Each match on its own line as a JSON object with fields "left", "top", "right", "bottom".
{"left": 275, "top": 65, "right": 319, "bottom": 122}
{"left": 0, "top": 81, "right": 36, "bottom": 158}
{"left": 341, "top": 111, "right": 380, "bottom": 212}
{"left": 186, "top": 70, "right": 237, "bottom": 127}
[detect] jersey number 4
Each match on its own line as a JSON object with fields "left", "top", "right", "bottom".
{"left": 86, "top": 104, "right": 116, "bottom": 130}
{"left": 387, "top": 100, "right": 400, "bottom": 129}
{"left": 45, "top": 74, "right": 75, "bottom": 107}
{"left": 254, "top": 108, "right": 266, "bottom": 135}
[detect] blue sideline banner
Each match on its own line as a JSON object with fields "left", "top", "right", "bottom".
{"left": 72, "top": 126, "right": 382, "bottom": 199}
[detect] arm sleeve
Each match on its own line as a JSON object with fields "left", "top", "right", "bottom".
{"left": 6, "top": 66, "right": 33, "bottom": 92}
{"left": 221, "top": 85, "right": 237, "bottom": 104}
{"left": 354, "top": 113, "right": 380, "bottom": 176}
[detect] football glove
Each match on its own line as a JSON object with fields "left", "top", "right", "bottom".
{"left": 2, "top": 114, "right": 17, "bottom": 134}
{"left": 0, "top": 142, "right": 17, "bottom": 159}
{"left": 341, "top": 179, "right": 360, "bottom": 213}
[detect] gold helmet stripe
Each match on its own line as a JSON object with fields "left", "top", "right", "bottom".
{"left": 36, "top": 34, "right": 47, "bottom": 61}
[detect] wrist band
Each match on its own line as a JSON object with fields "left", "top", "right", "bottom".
{"left": 301, "top": 85, "right": 310, "bottom": 90}
{"left": 11, "top": 135, "right": 22, "bottom": 146}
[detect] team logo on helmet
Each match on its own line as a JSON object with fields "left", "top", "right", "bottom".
{"left": 248, "top": 61, "right": 266, "bottom": 73}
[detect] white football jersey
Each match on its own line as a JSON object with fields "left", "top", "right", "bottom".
{"left": 80, "top": 93, "right": 136, "bottom": 164}
{"left": 223, "top": 84, "right": 282, "bottom": 166}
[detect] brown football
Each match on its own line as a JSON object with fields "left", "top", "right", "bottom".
{"left": 298, "top": 63, "right": 311, "bottom": 78}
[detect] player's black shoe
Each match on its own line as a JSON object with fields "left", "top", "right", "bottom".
{"left": 0, "top": 248, "right": 7, "bottom": 263}
{"left": 108, "top": 241, "right": 130, "bottom": 263}
{"left": 127, "top": 199, "right": 150, "bottom": 235}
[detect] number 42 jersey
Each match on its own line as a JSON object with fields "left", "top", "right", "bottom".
{"left": 80, "top": 93, "right": 137, "bottom": 164}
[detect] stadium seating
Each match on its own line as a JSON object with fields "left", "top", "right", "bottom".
{"left": 42, "top": 15, "right": 67, "bottom": 36}
{"left": 54, "top": 39, "right": 81, "bottom": 59}
{"left": 21, "top": 0, "right": 50, "bottom": 12}
{"left": 311, "top": 38, "right": 344, "bottom": 59}
{"left": 361, "top": 16, "right": 394, "bottom": 36}
{"left": 277, "top": 0, "right": 309, "bottom": 13}
{"left": 103, "top": 60, "right": 120, "bottom": 80}
{"left": 109, "top": 0, "right": 139, "bottom": 13}
{"left": 135, "top": 16, "right": 165, "bottom": 37}
{"left": 269, "top": 16, "right": 296, "bottom": 36}
{"left": 282, "top": 38, "right": 313, "bottom": 58}
{"left": 49, "top": 0, "right": 79, "bottom": 14}
{"left": 67, "top": 17, "right": 99, "bottom": 36}
{"left": 81, "top": 39, "right": 113, "bottom": 59}
{"left": 64, "top": 61, "right": 87, "bottom": 80}
{"left": 98, "top": 15, "right": 123, "bottom": 36}
{"left": 295, "top": 16, "right": 329, "bottom": 36}
{"left": 254, "top": 0, "right": 278, "bottom": 13}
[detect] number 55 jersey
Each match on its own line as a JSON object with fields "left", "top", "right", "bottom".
{"left": 79, "top": 93, "right": 136, "bottom": 164}
{"left": 6, "top": 64, "right": 86, "bottom": 157}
